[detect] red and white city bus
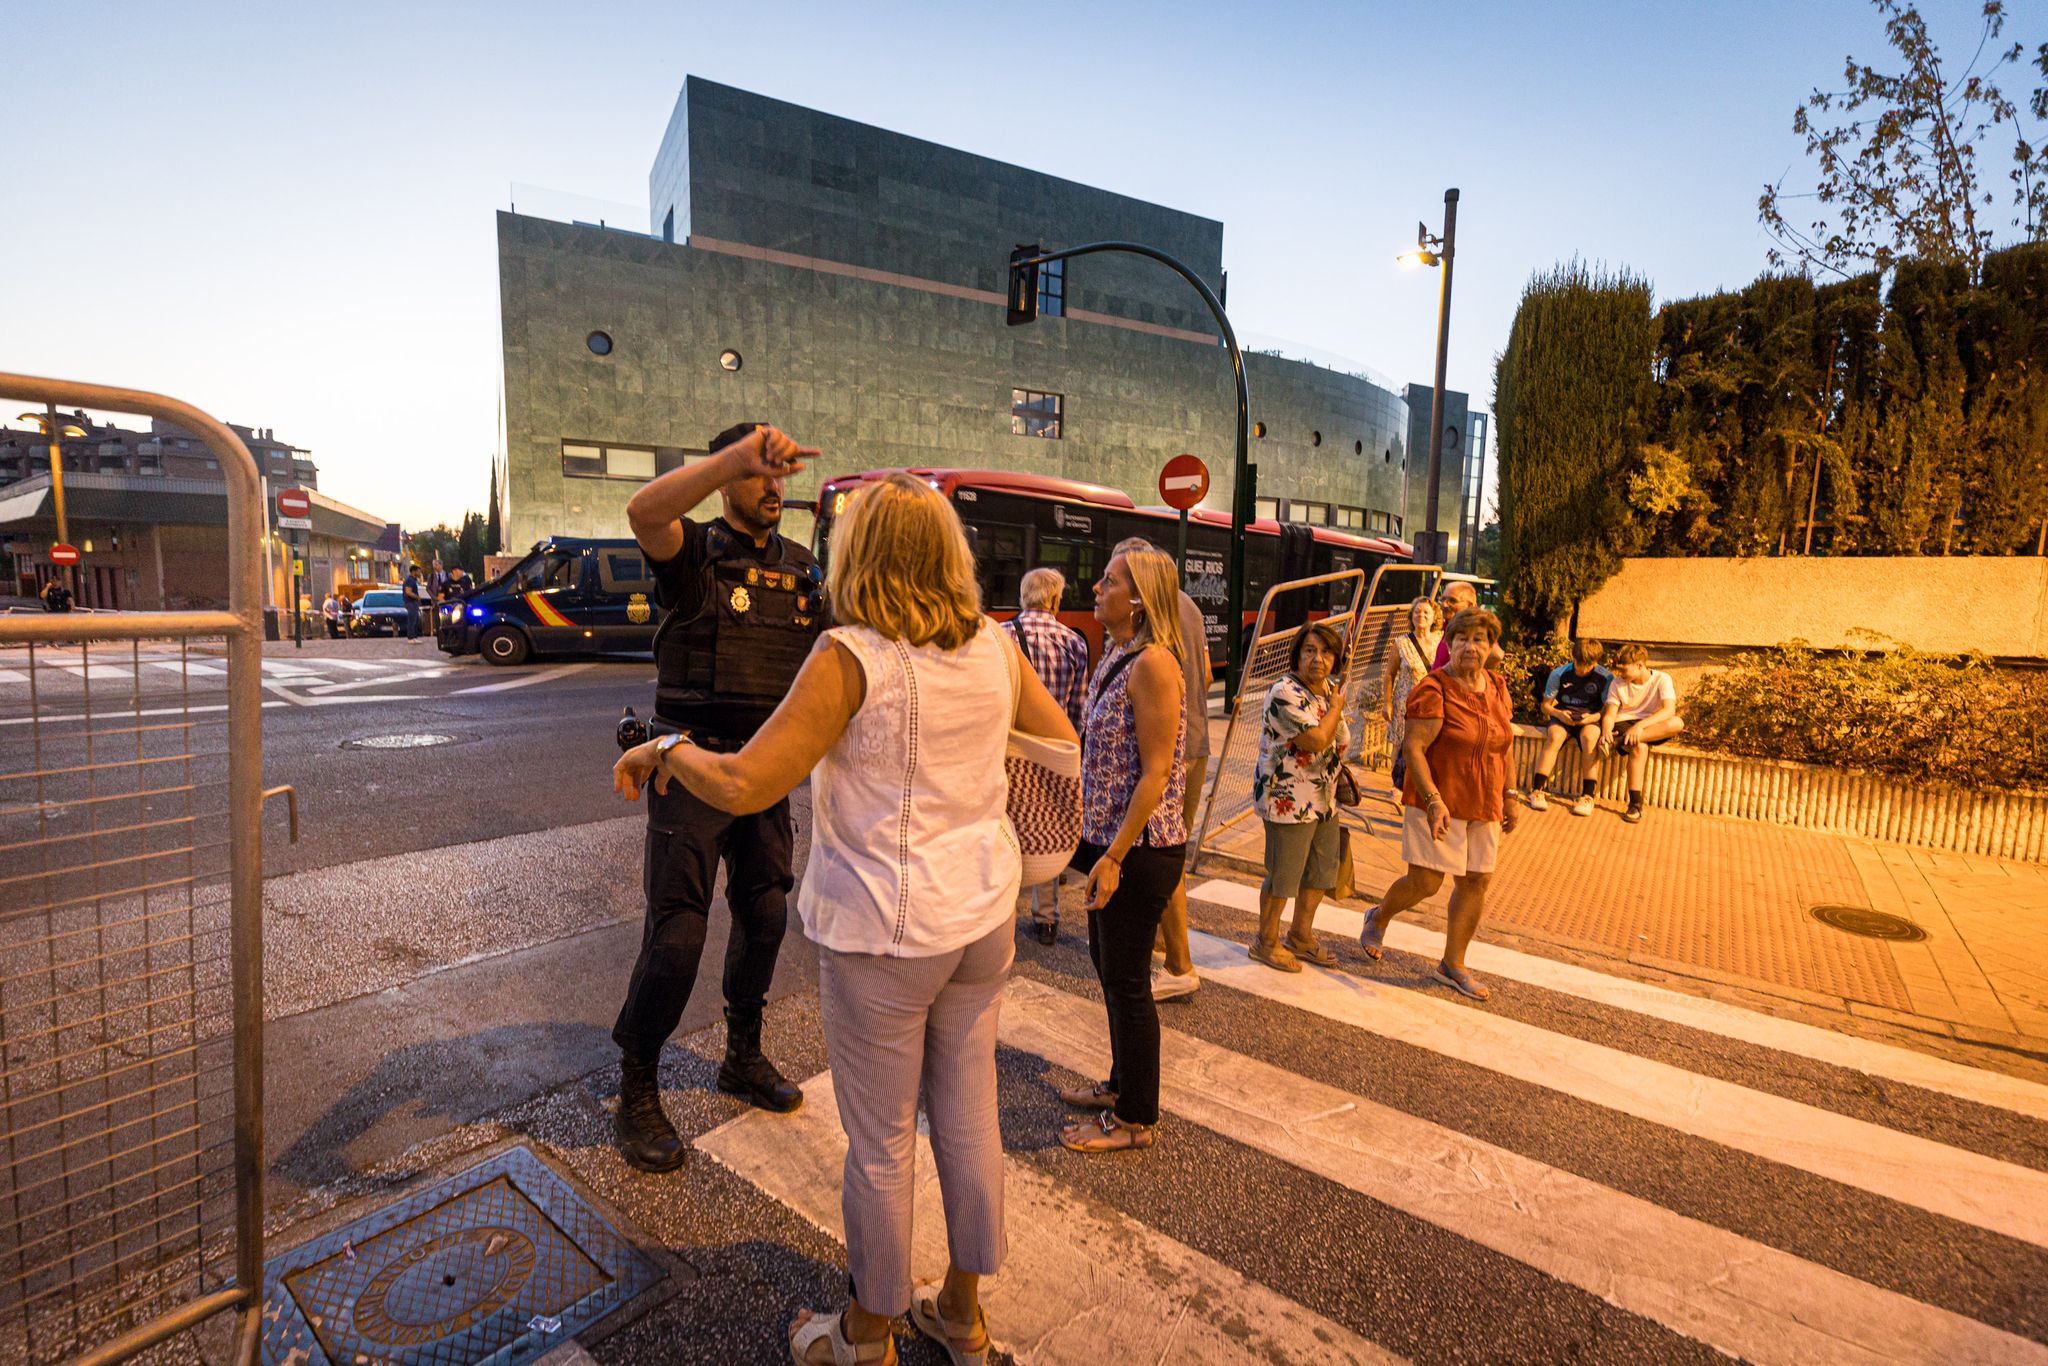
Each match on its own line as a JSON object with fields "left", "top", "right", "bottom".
{"left": 813, "top": 469, "right": 1413, "bottom": 667}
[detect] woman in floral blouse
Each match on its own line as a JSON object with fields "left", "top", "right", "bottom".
{"left": 1248, "top": 621, "right": 1352, "bottom": 971}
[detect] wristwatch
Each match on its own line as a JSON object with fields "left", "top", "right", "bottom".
{"left": 653, "top": 732, "right": 691, "bottom": 764}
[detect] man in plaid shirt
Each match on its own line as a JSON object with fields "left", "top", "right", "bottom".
{"left": 1003, "top": 567, "right": 1089, "bottom": 943}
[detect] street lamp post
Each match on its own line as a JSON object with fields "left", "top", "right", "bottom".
{"left": 1401, "top": 189, "right": 1460, "bottom": 567}
{"left": 18, "top": 404, "right": 87, "bottom": 592}
{"left": 1007, "top": 241, "right": 1254, "bottom": 695}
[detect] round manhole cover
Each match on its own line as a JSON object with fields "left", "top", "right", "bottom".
{"left": 1810, "top": 904, "right": 1927, "bottom": 942}
{"left": 344, "top": 733, "right": 459, "bottom": 750}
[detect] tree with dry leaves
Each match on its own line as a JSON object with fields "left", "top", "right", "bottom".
{"left": 1760, "top": 1, "right": 2047, "bottom": 283}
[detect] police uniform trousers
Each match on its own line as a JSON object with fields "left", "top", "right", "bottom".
{"left": 611, "top": 773, "right": 793, "bottom": 1063}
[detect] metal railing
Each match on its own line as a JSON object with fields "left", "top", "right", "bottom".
{"left": 0, "top": 375, "right": 265, "bottom": 1366}
{"left": 1191, "top": 563, "right": 1443, "bottom": 870}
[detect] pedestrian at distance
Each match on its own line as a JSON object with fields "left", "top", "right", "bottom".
{"left": 1105, "top": 538, "right": 1213, "bottom": 1005}
{"left": 321, "top": 591, "right": 342, "bottom": 639}
{"left": 1431, "top": 579, "right": 1502, "bottom": 671}
{"left": 1382, "top": 595, "right": 1441, "bottom": 790}
{"left": 40, "top": 576, "right": 72, "bottom": 614}
{"left": 1248, "top": 621, "right": 1353, "bottom": 972}
{"left": 400, "top": 565, "right": 423, "bottom": 640}
{"left": 1528, "top": 639, "right": 1612, "bottom": 817}
{"left": 1059, "top": 544, "right": 1187, "bottom": 1153}
{"left": 618, "top": 472, "right": 1075, "bottom": 1366}
{"left": 606, "top": 422, "right": 829, "bottom": 1176}
{"left": 1598, "top": 643, "right": 1685, "bottom": 825}
{"left": 1002, "top": 566, "right": 1090, "bottom": 947}
{"left": 1359, "top": 606, "right": 1518, "bottom": 1001}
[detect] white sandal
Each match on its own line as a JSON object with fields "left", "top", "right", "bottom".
{"left": 788, "top": 1309, "right": 896, "bottom": 1365}
{"left": 909, "top": 1282, "right": 990, "bottom": 1365}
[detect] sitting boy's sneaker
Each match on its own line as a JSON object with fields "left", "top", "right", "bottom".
{"left": 1571, "top": 794, "right": 1595, "bottom": 817}
{"left": 1526, "top": 789, "right": 1550, "bottom": 811}
{"left": 1623, "top": 801, "right": 1645, "bottom": 824}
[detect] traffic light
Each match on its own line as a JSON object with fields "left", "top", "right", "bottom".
{"left": 1007, "top": 244, "right": 1042, "bottom": 326}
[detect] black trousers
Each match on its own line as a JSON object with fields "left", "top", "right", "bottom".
{"left": 1073, "top": 840, "right": 1185, "bottom": 1127}
{"left": 612, "top": 777, "right": 794, "bottom": 1063}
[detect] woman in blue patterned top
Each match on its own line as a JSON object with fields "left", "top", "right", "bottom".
{"left": 1250, "top": 621, "right": 1352, "bottom": 971}
{"left": 1060, "top": 545, "right": 1187, "bottom": 1154}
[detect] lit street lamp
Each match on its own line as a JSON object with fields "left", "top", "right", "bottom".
{"left": 1400, "top": 189, "right": 1459, "bottom": 568}
{"left": 18, "top": 404, "right": 88, "bottom": 588}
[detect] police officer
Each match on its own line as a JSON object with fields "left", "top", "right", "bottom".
{"left": 610, "top": 421, "right": 825, "bottom": 1172}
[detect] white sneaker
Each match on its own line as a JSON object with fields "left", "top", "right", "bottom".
{"left": 1571, "top": 794, "right": 1596, "bottom": 817}
{"left": 1151, "top": 966, "right": 1200, "bottom": 1001}
{"left": 1526, "top": 789, "right": 1550, "bottom": 811}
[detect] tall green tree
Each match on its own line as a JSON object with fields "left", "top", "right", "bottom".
{"left": 486, "top": 459, "right": 502, "bottom": 556}
{"left": 456, "top": 512, "right": 486, "bottom": 578}
{"left": 1494, "top": 261, "right": 1656, "bottom": 636}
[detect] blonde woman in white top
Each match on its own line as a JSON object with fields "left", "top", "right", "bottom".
{"left": 617, "top": 472, "right": 1074, "bottom": 1366}
{"left": 1382, "top": 596, "right": 1441, "bottom": 785}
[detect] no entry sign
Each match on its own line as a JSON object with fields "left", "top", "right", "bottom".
{"left": 277, "top": 487, "right": 312, "bottom": 520}
{"left": 1158, "top": 454, "right": 1210, "bottom": 512}
{"left": 49, "top": 543, "right": 80, "bottom": 566}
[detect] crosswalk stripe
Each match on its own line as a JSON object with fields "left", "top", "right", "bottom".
{"left": 697, "top": 1071, "right": 1405, "bottom": 1365}
{"left": 0, "top": 669, "right": 27, "bottom": 685}
{"left": 1000, "top": 975, "right": 2045, "bottom": 1365}
{"left": 1183, "top": 928, "right": 2048, "bottom": 1249}
{"left": 1190, "top": 877, "right": 2048, "bottom": 1123}
{"left": 54, "top": 664, "right": 133, "bottom": 680}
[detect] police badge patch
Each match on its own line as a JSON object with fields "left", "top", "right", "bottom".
{"left": 730, "top": 586, "right": 752, "bottom": 614}
{"left": 627, "top": 593, "right": 652, "bottom": 624}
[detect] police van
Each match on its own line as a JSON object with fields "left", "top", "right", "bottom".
{"left": 437, "top": 537, "right": 660, "bottom": 665}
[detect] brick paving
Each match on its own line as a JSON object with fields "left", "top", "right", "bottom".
{"left": 1198, "top": 776, "right": 2048, "bottom": 1048}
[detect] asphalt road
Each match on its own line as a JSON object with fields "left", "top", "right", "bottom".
{"left": 255, "top": 649, "right": 657, "bottom": 875}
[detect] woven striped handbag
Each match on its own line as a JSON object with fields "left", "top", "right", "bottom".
{"left": 1000, "top": 631, "right": 1083, "bottom": 886}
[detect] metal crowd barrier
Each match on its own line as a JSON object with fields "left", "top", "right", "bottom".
{"left": 0, "top": 375, "right": 265, "bottom": 1366}
{"left": 1193, "top": 563, "right": 1441, "bottom": 871}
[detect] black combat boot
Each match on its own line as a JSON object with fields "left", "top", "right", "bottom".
{"left": 717, "top": 1008, "right": 803, "bottom": 1113}
{"left": 615, "top": 1054, "right": 686, "bottom": 1172}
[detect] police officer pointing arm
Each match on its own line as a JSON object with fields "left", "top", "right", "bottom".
{"left": 608, "top": 422, "right": 826, "bottom": 1173}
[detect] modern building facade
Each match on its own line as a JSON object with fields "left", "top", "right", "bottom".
{"left": 0, "top": 414, "right": 395, "bottom": 611}
{"left": 500, "top": 78, "right": 1476, "bottom": 555}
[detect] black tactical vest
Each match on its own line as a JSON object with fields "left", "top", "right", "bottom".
{"left": 654, "top": 520, "right": 825, "bottom": 739}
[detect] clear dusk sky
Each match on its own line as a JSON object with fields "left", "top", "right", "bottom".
{"left": 3, "top": 1, "right": 2031, "bottom": 531}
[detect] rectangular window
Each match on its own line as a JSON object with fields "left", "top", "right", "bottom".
{"left": 1254, "top": 497, "right": 1281, "bottom": 522}
{"left": 1039, "top": 258, "right": 1065, "bottom": 318}
{"left": 1010, "top": 389, "right": 1062, "bottom": 439}
{"left": 598, "top": 550, "right": 655, "bottom": 595}
{"left": 561, "top": 441, "right": 696, "bottom": 481}
{"left": 1337, "top": 505, "right": 1366, "bottom": 530}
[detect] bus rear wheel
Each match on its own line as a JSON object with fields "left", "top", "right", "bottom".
{"left": 480, "top": 626, "right": 530, "bottom": 666}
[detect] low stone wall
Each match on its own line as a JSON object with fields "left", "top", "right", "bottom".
{"left": 1355, "top": 715, "right": 2048, "bottom": 862}
{"left": 1575, "top": 556, "right": 2048, "bottom": 661}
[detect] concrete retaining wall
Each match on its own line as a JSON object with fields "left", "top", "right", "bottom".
{"left": 1576, "top": 557, "right": 2048, "bottom": 660}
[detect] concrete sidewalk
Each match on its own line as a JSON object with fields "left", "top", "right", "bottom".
{"left": 1199, "top": 782, "right": 2048, "bottom": 1061}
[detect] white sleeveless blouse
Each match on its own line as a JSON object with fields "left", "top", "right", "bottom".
{"left": 797, "top": 619, "right": 1021, "bottom": 956}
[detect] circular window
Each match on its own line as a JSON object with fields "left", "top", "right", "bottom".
{"left": 1311, "top": 430, "right": 1322, "bottom": 447}
{"left": 719, "top": 349, "right": 743, "bottom": 372}
{"left": 1384, "top": 447, "right": 1393, "bottom": 463}
{"left": 1252, "top": 421, "right": 1268, "bottom": 439}
{"left": 586, "top": 331, "right": 612, "bottom": 356}
{"left": 1355, "top": 440, "right": 1364, "bottom": 456}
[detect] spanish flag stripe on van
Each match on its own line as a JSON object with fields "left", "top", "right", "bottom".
{"left": 524, "top": 592, "right": 573, "bottom": 627}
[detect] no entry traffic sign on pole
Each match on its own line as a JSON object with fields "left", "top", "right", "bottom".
{"left": 49, "top": 543, "right": 80, "bottom": 566}
{"left": 1158, "top": 453, "right": 1210, "bottom": 511}
{"left": 1158, "top": 454, "right": 1210, "bottom": 582}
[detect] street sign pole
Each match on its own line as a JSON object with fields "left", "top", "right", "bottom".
{"left": 291, "top": 534, "right": 302, "bottom": 649}
{"left": 1176, "top": 508, "right": 1189, "bottom": 581}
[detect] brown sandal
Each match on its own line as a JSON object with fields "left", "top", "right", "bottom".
{"left": 1248, "top": 939, "right": 1303, "bottom": 973}
{"left": 1060, "top": 1110, "right": 1155, "bottom": 1153}
{"left": 1057, "top": 1080, "right": 1117, "bottom": 1109}
{"left": 1285, "top": 935, "right": 1338, "bottom": 968}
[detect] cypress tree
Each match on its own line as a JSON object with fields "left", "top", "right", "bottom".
{"left": 486, "top": 458, "right": 502, "bottom": 556}
{"left": 1495, "top": 261, "right": 1656, "bottom": 635}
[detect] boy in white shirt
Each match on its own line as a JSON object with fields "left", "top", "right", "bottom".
{"left": 1598, "top": 643, "right": 1685, "bottom": 825}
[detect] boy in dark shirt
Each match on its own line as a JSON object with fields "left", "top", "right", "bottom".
{"left": 1528, "top": 639, "right": 1611, "bottom": 816}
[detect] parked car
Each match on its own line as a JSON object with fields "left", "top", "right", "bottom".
{"left": 438, "top": 537, "right": 662, "bottom": 665}
{"left": 350, "top": 588, "right": 411, "bottom": 638}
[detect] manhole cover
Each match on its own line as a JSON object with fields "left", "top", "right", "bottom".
{"left": 1811, "top": 904, "right": 1928, "bottom": 942}
{"left": 344, "top": 732, "right": 458, "bottom": 750}
{"left": 260, "top": 1145, "right": 666, "bottom": 1364}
